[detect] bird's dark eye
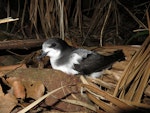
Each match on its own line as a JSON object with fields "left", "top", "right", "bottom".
{"left": 50, "top": 43, "right": 56, "bottom": 47}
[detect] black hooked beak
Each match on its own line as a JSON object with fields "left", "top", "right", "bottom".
{"left": 37, "top": 51, "right": 48, "bottom": 60}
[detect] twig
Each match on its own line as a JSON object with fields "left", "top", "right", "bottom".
{"left": 0, "top": 17, "right": 19, "bottom": 24}
{"left": 0, "top": 39, "right": 45, "bottom": 50}
{"left": 133, "top": 29, "right": 148, "bottom": 32}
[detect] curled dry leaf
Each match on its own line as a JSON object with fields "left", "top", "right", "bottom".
{"left": 6, "top": 77, "right": 25, "bottom": 99}
{"left": 0, "top": 85, "right": 18, "bottom": 113}
{"left": 23, "top": 80, "right": 45, "bottom": 100}
{"left": 12, "top": 81, "right": 26, "bottom": 99}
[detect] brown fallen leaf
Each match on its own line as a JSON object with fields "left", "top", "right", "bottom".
{"left": 0, "top": 84, "right": 4, "bottom": 96}
{"left": 6, "top": 77, "right": 26, "bottom": 99}
{"left": 6, "top": 77, "right": 21, "bottom": 86}
{"left": 23, "top": 80, "right": 45, "bottom": 100}
{"left": 5, "top": 68, "right": 92, "bottom": 112}
{"left": 0, "top": 85, "right": 18, "bottom": 113}
{"left": 12, "top": 80, "right": 26, "bottom": 99}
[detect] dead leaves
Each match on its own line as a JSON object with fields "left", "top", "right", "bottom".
{"left": 24, "top": 80, "right": 45, "bottom": 100}
{"left": 0, "top": 85, "right": 18, "bottom": 113}
{"left": 7, "top": 77, "right": 25, "bottom": 99}
{"left": 0, "top": 75, "right": 45, "bottom": 113}
{"left": 0, "top": 68, "right": 92, "bottom": 112}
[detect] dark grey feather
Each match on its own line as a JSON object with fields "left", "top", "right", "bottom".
{"left": 74, "top": 50, "right": 125, "bottom": 75}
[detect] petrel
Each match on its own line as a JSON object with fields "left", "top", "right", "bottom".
{"left": 38, "top": 38, "right": 125, "bottom": 78}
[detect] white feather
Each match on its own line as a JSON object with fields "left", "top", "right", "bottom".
{"left": 50, "top": 52, "right": 82, "bottom": 75}
{"left": 90, "top": 71, "right": 104, "bottom": 78}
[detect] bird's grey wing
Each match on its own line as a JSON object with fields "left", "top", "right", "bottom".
{"left": 74, "top": 51, "right": 115, "bottom": 75}
{"left": 74, "top": 50, "right": 125, "bottom": 75}
{"left": 55, "top": 48, "right": 91, "bottom": 65}
{"left": 73, "top": 49, "right": 93, "bottom": 58}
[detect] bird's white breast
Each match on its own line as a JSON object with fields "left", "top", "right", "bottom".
{"left": 50, "top": 53, "right": 82, "bottom": 75}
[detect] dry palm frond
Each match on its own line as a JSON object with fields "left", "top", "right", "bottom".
{"left": 62, "top": 99, "right": 96, "bottom": 112}
{"left": 87, "top": 93, "right": 118, "bottom": 113}
{"left": 81, "top": 84, "right": 133, "bottom": 110}
{"left": 114, "top": 35, "right": 150, "bottom": 104}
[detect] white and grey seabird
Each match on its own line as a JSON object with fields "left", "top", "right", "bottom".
{"left": 38, "top": 38, "right": 125, "bottom": 78}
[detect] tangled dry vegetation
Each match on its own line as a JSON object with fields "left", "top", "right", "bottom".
{"left": 0, "top": 0, "right": 149, "bottom": 45}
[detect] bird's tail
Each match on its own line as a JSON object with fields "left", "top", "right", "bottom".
{"left": 111, "top": 50, "right": 125, "bottom": 62}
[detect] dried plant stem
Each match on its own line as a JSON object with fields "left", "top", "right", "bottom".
{"left": 62, "top": 99, "right": 96, "bottom": 112}
{"left": 74, "top": 0, "right": 82, "bottom": 32}
{"left": 6, "top": 0, "right": 10, "bottom": 30}
{"left": 87, "top": 93, "right": 118, "bottom": 113}
{"left": 29, "top": 0, "right": 38, "bottom": 30}
{"left": 38, "top": 0, "right": 48, "bottom": 38}
{"left": 123, "top": 100, "right": 150, "bottom": 109}
{"left": 113, "top": 35, "right": 150, "bottom": 103}
{"left": 146, "top": 9, "right": 150, "bottom": 34}
{"left": 82, "top": 84, "right": 133, "bottom": 110}
{"left": 11, "top": 0, "right": 20, "bottom": 33}
{"left": 87, "top": 77, "right": 115, "bottom": 90}
{"left": 21, "top": 0, "right": 27, "bottom": 38}
{"left": 58, "top": 0, "right": 64, "bottom": 40}
{"left": 100, "top": 0, "right": 112, "bottom": 46}
{"left": 132, "top": 56, "right": 150, "bottom": 102}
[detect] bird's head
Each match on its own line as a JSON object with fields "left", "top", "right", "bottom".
{"left": 38, "top": 38, "right": 69, "bottom": 59}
